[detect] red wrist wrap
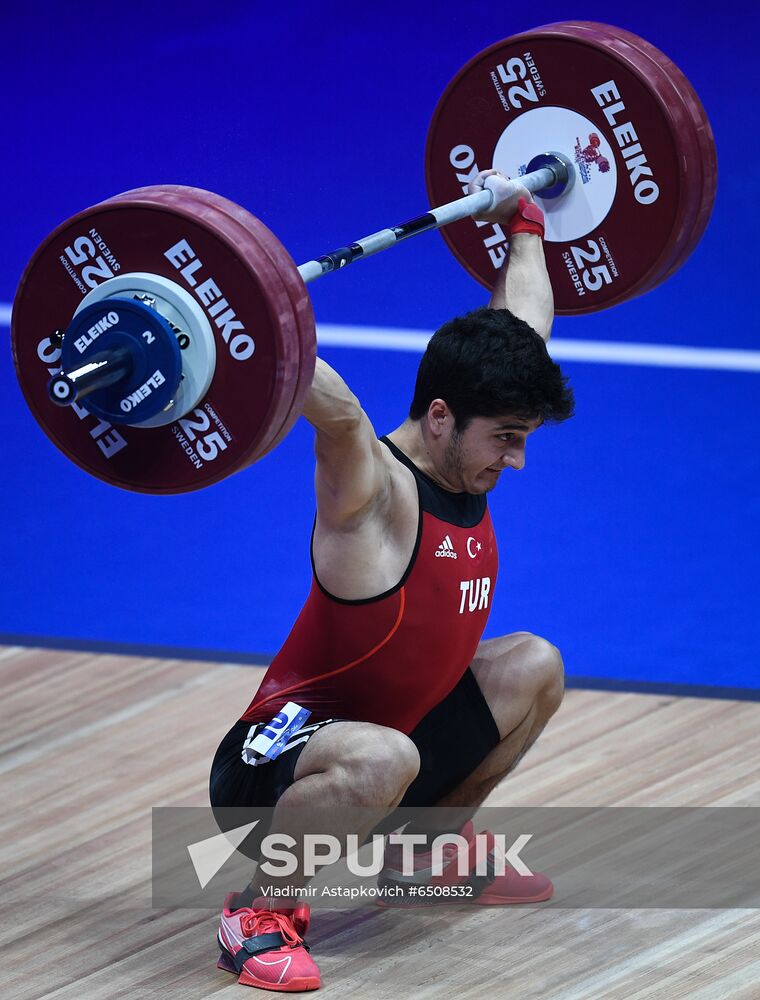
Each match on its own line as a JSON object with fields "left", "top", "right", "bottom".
{"left": 508, "top": 197, "right": 545, "bottom": 238}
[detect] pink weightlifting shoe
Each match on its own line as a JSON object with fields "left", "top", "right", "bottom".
{"left": 377, "top": 820, "right": 553, "bottom": 906}
{"left": 217, "top": 893, "right": 320, "bottom": 991}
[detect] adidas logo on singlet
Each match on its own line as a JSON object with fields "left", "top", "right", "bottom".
{"left": 435, "top": 535, "right": 458, "bottom": 559}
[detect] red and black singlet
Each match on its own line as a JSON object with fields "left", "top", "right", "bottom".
{"left": 241, "top": 437, "right": 499, "bottom": 734}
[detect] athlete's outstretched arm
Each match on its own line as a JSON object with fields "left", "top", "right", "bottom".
{"left": 493, "top": 233, "right": 553, "bottom": 343}
{"left": 302, "top": 358, "right": 390, "bottom": 524}
{"left": 467, "top": 170, "right": 554, "bottom": 343}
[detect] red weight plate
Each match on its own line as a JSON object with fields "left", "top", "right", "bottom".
{"left": 425, "top": 21, "right": 714, "bottom": 314}
{"left": 243, "top": 228, "right": 316, "bottom": 462}
{"left": 192, "top": 190, "right": 316, "bottom": 464}
{"left": 550, "top": 23, "right": 707, "bottom": 297}
{"left": 107, "top": 186, "right": 303, "bottom": 467}
{"left": 108, "top": 187, "right": 315, "bottom": 466}
{"left": 191, "top": 195, "right": 314, "bottom": 464}
{"left": 584, "top": 23, "right": 717, "bottom": 290}
{"left": 12, "top": 186, "right": 301, "bottom": 493}
{"left": 572, "top": 22, "right": 718, "bottom": 291}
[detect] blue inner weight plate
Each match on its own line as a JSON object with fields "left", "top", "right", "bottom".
{"left": 60, "top": 298, "right": 182, "bottom": 424}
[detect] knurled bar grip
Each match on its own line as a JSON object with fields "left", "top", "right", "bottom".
{"left": 297, "top": 165, "right": 559, "bottom": 284}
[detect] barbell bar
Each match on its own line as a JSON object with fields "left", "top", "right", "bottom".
{"left": 296, "top": 156, "right": 569, "bottom": 284}
{"left": 10, "top": 21, "right": 716, "bottom": 494}
{"left": 44, "top": 158, "right": 569, "bottom": 410}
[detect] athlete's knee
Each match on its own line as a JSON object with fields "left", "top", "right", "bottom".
{"left": 334, "top": 727, "right": 420, "bottom": 805}
{"left": 520, "top": 634, "right": 564, "bottom": 714}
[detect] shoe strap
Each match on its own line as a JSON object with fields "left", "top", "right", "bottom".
{"left": 464, "top": 850, "right": 498, "bottom": 896}
{"left": 231, "top": 932, "right": 291, "bottom": 973}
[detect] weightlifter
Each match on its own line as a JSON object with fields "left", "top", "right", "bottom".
{"left": 209, "top": 170, "right": 574, "bottom": 991}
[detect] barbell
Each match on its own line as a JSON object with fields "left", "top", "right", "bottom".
{"left": 11, "top": 21, "right": 717, "bottom": 494}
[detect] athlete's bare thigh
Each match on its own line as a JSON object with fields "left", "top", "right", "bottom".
{"left": 293, "top": 720, "right": 419, "bottom": 783}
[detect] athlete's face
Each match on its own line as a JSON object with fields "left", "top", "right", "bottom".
{"left": 441, "top": 415, "right": 541, "bottom": 494}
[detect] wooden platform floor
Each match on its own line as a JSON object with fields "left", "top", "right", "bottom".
{"left": 1, "top": 645, "right": 759, "bottom": 999}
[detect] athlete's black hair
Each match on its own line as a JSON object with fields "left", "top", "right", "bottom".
{"left": 409, "top": 307, "right": 574, "bottom": 429}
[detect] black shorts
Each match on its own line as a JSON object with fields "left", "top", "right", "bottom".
{"left": 209, "top": 667, "right": 500, "bottom": 811}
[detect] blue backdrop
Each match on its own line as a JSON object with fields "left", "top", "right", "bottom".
{"left": 1, "top": 2, "right": 758, "bottom": 692}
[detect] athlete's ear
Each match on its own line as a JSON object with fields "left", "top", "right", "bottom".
{"left": 426, "top": 399, "right": 453, "bottom": 439}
